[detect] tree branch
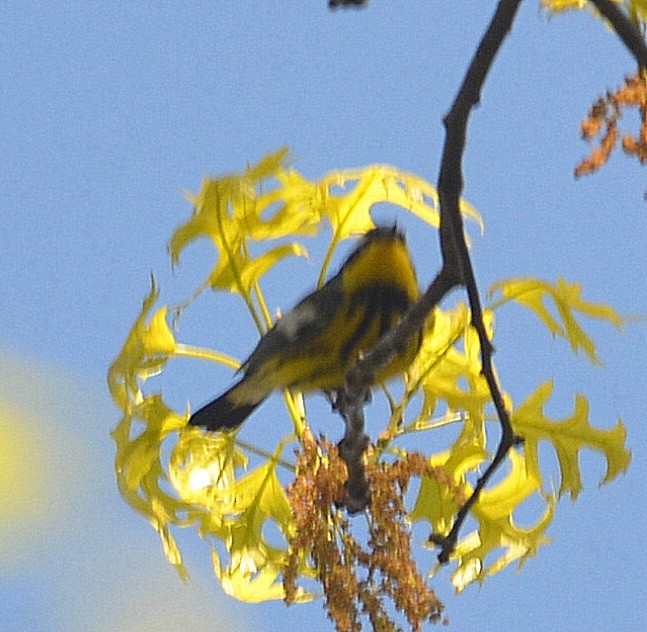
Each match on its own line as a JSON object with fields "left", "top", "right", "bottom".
{"left": 331, "top": 0, "right": 647, "bottom": 560}
{"left": 589, "top": 0, "right": 647, "bottom": 69}
{"left": 429, "top": 0, "right": 647, "bottom": 565}
{"left": 336, "top": 266, "right": 459, "bottom": 512}
{"left": 329, "top": 0, "right": 368, "bottom": 7}
{"left": 429, "top": 0, "right": 524, "bottom": 564}
{"left": 335, "top": 1, "right": 525, "bottom": 536}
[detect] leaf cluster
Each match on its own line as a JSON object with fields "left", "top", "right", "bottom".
{"left": 108, "top": 149, "right": 630, "bottom": 629}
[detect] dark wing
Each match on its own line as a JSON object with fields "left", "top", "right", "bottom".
{"left": 243, "top": 275, "right": 343, "bottom": 376}
{"left": 188, "top": 378, "right": 266, "bottom": 431}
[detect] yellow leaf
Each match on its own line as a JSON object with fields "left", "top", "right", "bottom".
{"left": 631, "top": 0, "right": 647, "bottom": 19}
{"left": 109, "top": 147, "right": 636, "bottom": 606}
{"left": 141, "top": 307, "right": 176, "bottom": 355}
{"left": 219, "top": 559, "right": 286, "bottom": 603}
{"left": 250, "top": 169, "right": 324, "bottom": 239}
{"left": 219, "top": 243, "right": 309, "bottom": 294}
{"left": 205, "top": 240, "right": 248, "bottom": 293}
{"left": 169, "top": 147, "right": 290, "bottom": 263}
{"left": 543, "top": 0, "right": 638, "bottom": 17}
{"left": 451, "top": 449, "right": 555, "bottom": 591}
{"left": 512, "top": 381, "right": 631, "bottom": 499}
{"left": 541, "top": 0, "right": 589, "bottom": 12}
{"left": 152, "top": 512, "right": 188, "bottom": 581}
{"left": 246, "top": 146, "right": 290, "bottom": 180}
{"left": 170, "top": 178, "right": 241, "bottom": 268}
{"left": 410, "top": 445, "right": 487, "bottom": 535}
{"left": 168, "top": 427, "right": 246, "bottom": 519}
{"left": 414, "top": 447, "right": 555, "bottom": 592}
{"left": 231, "top": 460, "right": 293, "bottom": 529}
{"left": 169, "top": 150, "right": 479, "bottom": 302}
{"left": 489, "top": 277, "right": 623, "bottom": 364}
{"left": 412, "top": 304, "right": 493, "bottom": 446}
{"left": 317, "top": 164, "right": 480, "bottom": 242}
{"left": 109, "top": 148, "right": 489, "bottom": 604}
{"left": 321, "top": 167, "right": 396, "bottom": 239}
{"left": 106, "top": 282, "right": 187, "bottom": 411}
{"left": 169, "top": 149, "right": 318, "bottom": 299}
{"left": 475, "top": 448, "right": 541, "bottom": 520}
{"left": 213, "top": 461, "right": 294, "bottom": 602}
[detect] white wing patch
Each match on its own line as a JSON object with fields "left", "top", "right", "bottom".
{"left": 276, "top": 301, "right": 318, "bottom": 341}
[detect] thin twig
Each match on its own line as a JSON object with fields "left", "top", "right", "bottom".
{"left": 589, "top": 0, "right": 647, "bottom": 69}
{"left": 332, "top": 0, "right": 647, "bottom": 560}
{"left": 329, "top": 0, "right": 368, "bottom": 8}
{"left": 430, "top": 0, "right": 647, "bottom": 563}
{"left": 235, "top": 438, "right": 296, "bottom": 472}
{"left": 335, "top": 0, "right": 525, "bottom": 527}
{"left": 429, "top": 0, "right": 524, "bottom": 564}
{"left": 336, "top": 267, "right": 458, "bottom": 512}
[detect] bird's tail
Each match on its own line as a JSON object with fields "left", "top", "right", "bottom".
{"left": 188, "top": 379, "right": 266, "bottom": 432}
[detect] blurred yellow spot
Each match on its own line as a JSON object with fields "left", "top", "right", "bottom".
{"left": 187, "top": 466, "right": 212, "bottom": 491}
{"left": 0, "top": 400, "right": 51, "bottom": 567}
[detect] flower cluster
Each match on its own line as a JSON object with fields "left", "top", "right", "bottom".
{"left": 576, "top": 72, "right": 647, "bottom": 176}
{"left": 284, "top": 430, "right": 445, "bottom": 631}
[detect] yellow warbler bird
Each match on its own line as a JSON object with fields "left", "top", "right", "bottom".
{"left": 188, "top": 226, "right": 421, "bottom": 432}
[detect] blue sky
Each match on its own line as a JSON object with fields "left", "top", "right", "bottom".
{"left": 2, "top": 2, "right": 646, "bottom": 631}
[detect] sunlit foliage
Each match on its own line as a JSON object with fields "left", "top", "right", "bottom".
{"left": 108, "top": 149, "right": 630, "bottom": 630}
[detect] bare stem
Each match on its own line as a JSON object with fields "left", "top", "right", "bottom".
{"left": 429, "top": 0, "right": 525, "bottom": 564}
{"left": 589, "top": 0, "right": 647, "bottom": 69}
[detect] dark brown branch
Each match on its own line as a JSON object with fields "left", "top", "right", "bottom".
{"left": 589, "top": 0, "right": 647, "bottom": 69}
{"left": 336, "top": 267, "right": 459, "bottom": 512}
{"left": 331, "top": 0, "right": 647, "bottom": 560}
{"left": 329, "top": 0, "right": 368, "bottom": 8}
{"left": 429, "top": 0, "right": 524, "bottom": 564}
{"left": 336, "top": 0, "right": 524, "bottom": 531}
{"left": 429, "top": 0, "right": 647, "bottom": 564}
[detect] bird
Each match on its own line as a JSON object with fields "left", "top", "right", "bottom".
{"left": 188, "top": 225, "right": 421, "bottom": 432}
